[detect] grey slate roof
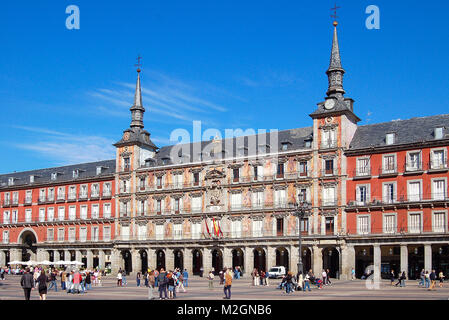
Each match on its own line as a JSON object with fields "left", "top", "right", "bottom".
{"left": 114, "top": 128, "right": 158, "bottom": 150}
{"left": 349, "top": 114, "right": 449, "bottom": 150}
{"left": 146, "top": 127, "right": 314, "bottom": 167}
{"left": 0, "top": 159, "right": 116, "bottom": 189}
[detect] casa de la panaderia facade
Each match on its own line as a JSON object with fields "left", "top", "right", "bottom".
{"left": 0, "top": 22, "right": 448, "bottom": 280}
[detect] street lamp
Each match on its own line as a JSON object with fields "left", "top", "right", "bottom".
{"left": 289, "top": 198, "right": 312, "bottom": 275}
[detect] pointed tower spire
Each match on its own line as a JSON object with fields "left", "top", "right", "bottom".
{"left": 326, "top": 21, "right": 346, "bottom": 98}
{"left": 130, "top": 62, "right": 145, "bottom": 130}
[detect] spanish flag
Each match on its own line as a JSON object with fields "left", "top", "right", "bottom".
{"left": 213, "top": 218, "right": 223, "bottom": 238}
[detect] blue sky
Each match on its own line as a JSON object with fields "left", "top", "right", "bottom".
{"left": 1, "top": 0, "right": 448, "bottom": 174}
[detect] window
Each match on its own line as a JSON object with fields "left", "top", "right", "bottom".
{"left": 57, "top": 228, "right": 65, "bottom": 242}
{"left": 174, "top": 224, "right": 182, "bottom": 240}
{"left": 103, "top": 226, "right": 111, "bottom": 241}
{"left": 383, "top": 183, "right": 396, "bottom": 204}
{"left": 91, "top": 226, "right": 99, "bottom": 241}
{"left": 69, "top": 206, "right": 76, "bottom": 220}
{"left": 120, "top": 202, "right": 129, "bottom": 217}
{"left": 139, "top": 177, "right": 146, "bottom": 190}
{"left": 73, "top": 170, "right": 79, "bottom": 178}
{"left": 383, "top": 214, "right": 396, "bottom": 234}
{"left": 298, "top": 188, "right": 308, "bottom": 203}
{"left": 157, "top": 177, "right": 162, "bottom": 189}
{"left": 231, "top": 193, "right": 242, "bottom": 210}
{"left": 299, "top": 161, "right": 308, "bottom": 177}
{"left": 435, "top": 127, "right": 444, "bottom": 140}
{"left": 192, "top": 196, "right": 202, "bottom": 213}
{"left": 123, "top": 157, "right": 130, "bottom": 171}
{"left": 11, "top": 210, "right": 18, "bottom": 224}
{"left": 80, "top": 227, "right": 87, "bottom": 242}
{"left": 297, "top": 218, "right": 309, "bottom": 235}
{"left": 386, "top": 133, "right": 395, "bottom": 145}
{"left": 233, "top": 168, "right": 240, "bottom": 182}
{"left": 68, "top": 186, "right": 76, "bottom": 199}
{"left": 58, "top": 207, "right": 65, "bottom": 221}
{"left": 282, "top": 143, "right": 288, "bottom": 151}
{"left": 39, "top": 189, "right": 46, "bottom": 202}
{"left": 12, "top": 192, "right": 18, "bottom": 205}
{"left": 4, "top": 193, "right": 10, "bottom": 205}
{"left": 431, "top": 150, "right": 446, "bottom": 169}
{"left": 276, "top": 163, "right": 284, "bottom": 178}
{"left": 25, "top": 190, "right": 32, "bottom": 203}
{"left": 68, "top": 228, "right": 76, "bottom": 242}
{"left": 407, "top": 181, "right": 421, "bottom": 202}
{"left": 193, "top": 172, "right": 200, "bottom": 186}
{"left": 191, "top": 223, "right": 201, "bottom": 239}
{"left": 3, "top": 211, "right": 10, "bottom": 224}
{"left": 91, "top": 204, "right": 99, "bottom": 219}
{"left": 274, "top": 189, "right": 286, "bottom": 207}
{"left": 96, "top": 166, "right": 103, "bottom": 175}
{"left": 356, "top": 185, "right": 369, "bottom": 205}
{"left": 408, "top": 213, "right": 422, "bottom": 233}
{"left": 407, "top": 152, "right": 421, "bottom": 171}
{"left": 47, "top": 207, "right": 54, "bottom": 221}
{"left": 323, "top": 187, "right": 336, "bottom": 206}
{"left": 57, "top": 187, "right": 65, "bottom": 200}
{"left": 137, "top": 224, "right": 147, "bottom": 240}
{"left": 47, "top": 229, "right": 54, "bottom": 241}
{"left": 325, "top": 217, "right": 334, "bottom": 235}
{"left": 156, "top": 200, "right": 162, "bottom": 214}
{"left": 103, "top": 182, "right": 111, "bottom": 196}
{"left": 30, "top": 175, "right": 35, "bottom": 183}
{"left": 2, "top": 231, "right": 8, "bottom": 244}
{"left": 156, "top": 225, "right": 164, "bottom": 240}
{"left": 47, "top": 188, "right": 54, "bottom": 201}
{"left": 356, "top": 158, "right": 370, "bottom": 176}
{"left": 322, "top": 130, "right": 336, "bottom": 148}
{"left": 357, "top": 215, "right": 370, "bottom": 235}
{"left": 173, "top": 174, "right": 183, "bottom": 188}
{"left": 80, "top": 205, "right": 87, "bottom": 220}
{"left": 39, "top": 208, "right": 45, "bottom": 222}
{"left": 51, "top": 173, "right": 57, "bottom": 180}
{"left": 276, "top": 218, "right": 284, "bottom": 236}
{"left": 7, "top": 178, "right": 14, "bottom": 186}
{"left": 252, "top": 220, "right": 263, "bottom": 237}
{"left": 305, "top": 140, "right": 312, "bottom": 148}
{"left": 173, "top": 198, "right": 180, "bottom": 214}
{"left": 91, "top": 184, "right": 99, "bottom": 197}
{"left": 325, "top": 159, "right": 334, "bottom": 175}
{"left": 254, "top": 165, "right": 264, "bottom": 181}
{"left": 138, "top": 200, "right": 146, "bottom": 216}
{"left": 383, "top": 155, "right": 396, "bottom": 173}
{"left": 433, "top": 212, "right": 446, "bottom": 233}
{"left": 252, "top": 191, "right": 264, "bottom": 209}
{"left": 103, "top": 203, "right": 111, "bottom": 218}
{"left": 231, "top": 220, "right": 242, "bottom": 238}
{"left": 433, "top": 179, "right": 446, "bottom": 200}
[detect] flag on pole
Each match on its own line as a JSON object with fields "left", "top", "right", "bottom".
{"left": 205, "top": 218, "right": 211, "bottom": 238}
{"left": 213, "top": 218, "right": 220, "bottom": 237}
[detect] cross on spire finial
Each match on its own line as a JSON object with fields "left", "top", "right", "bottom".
{"left": 135, "top": 55, "right": 142, "bottom": 73}
{"left": 330, "top": 3, "right": 340, "bottom": 26}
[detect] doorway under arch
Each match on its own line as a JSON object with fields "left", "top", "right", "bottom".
{"left": 253, "top": 248, "right": 267, "bottom": 272}
{"left": 19, "top": 230, "right": 37, "bottom": 262}
{"left": 232, "top": 249, "right": 244, "bottom": 271}
{"left": 140, "top": 250, "right": 148, "bottom": 273}
{"left": 322, "top": 247, "right": 340, "bottom": 278}
{"left": 211, "top": 249, "right": 223, "bottom": 274}
{"left": 156, "top": 250, "right": 166, "bottom": 271}
{"left": 174, "top": 250, "right": 184, "bottom": 270}
{"left": 192, "top": 249, "right": 203, "bottom": 275}
{"left": 275, "top": 247, "right": 289, "bottom": 271}
{"left": 122, "top": 250, "right": 132, "bottom": 275}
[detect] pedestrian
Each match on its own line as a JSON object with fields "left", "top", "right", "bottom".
{"left": 85, "top": 271, "right": 92, "bottom": 290}
{"left": 122, "top": 270, "right": 127, "bottom": 286}
{"left": 144, "top": 272, "right": 149, "bottom": 287}
{"left": 183, "top": 268, "right": 189, "bottom": 287}
{"left": 136, "top": 272, "right": 141, "bottom": 287}
{"left": 223, "top": 268, "right": 232, "bottom": 299}
{"left": 418, "top": 269, "right": 425, "bottom": 287}
{"left": 200, "top": 267, "right": 204, "bottom": 278}
{"left": 208, "top": 270, "right": 214, "bottom": 289}
{"left": 429, "top": 270, "right": 437, "bottom": 291}
{"left": 61, "top": 271, "right": 67, "bottom": 291}
{"left": 167, "top": 272, "right": 175, "bottom": 299}
{"left": 322, "top": 270, "right": 327, "bottom": 286}
{"left": 219, "top": 269, "right": 224, "bottom": 285}
{"left": 20, "top": 267, "right": 34, "bottom": 300}
{"left": 297, "top": 271, "right": 304, "bottom": 291}
{"left": 265, "top": 270, "right": 270, "bottom": 286}
{"left": 73, "top": 270, "right": 82, "bottom": 294}
{"left": 425, "top": 271, "right": 430, "bottom": 288}
{"left": 148, "top": 271, "right": 155, "bottom": 300}
{"left": 255, "top": 270, "right": 260, "bottom": 286}
{"left": 157, "top": 268, "right": 168, "bottom": 300}
{"left": 303, "top": 272, "right": 311, "bottom": 292}
{"left": 326, "top": 269, "right": 332, "bottom": 285}
{"left": 47, "top": 269, "right": 58, "bottom": 292}
{"left": 178, "top": 272, "right": 186, "bottom": 292}
{"left": 37, "top": 270, "right": 49, "bottom": 300}
{"left": 285, "top": 272, "right": 293, "bottom": 294}
{"left": 439, "top": 271, "right": 444, "bottom": 288}
{"left": 394, "top": 272, "right": 405, "bottom": 287}
{"left": 390, "top": 270, "right": 395, "bottom": 286}
{"left": 117, "top": 270, "right": 123, "bottom": 286}
{"left": 351, "top": 268, "right": 356, "bottom": 280}
{"left": 97, "top": 270, "right": 102, "bottom": 287}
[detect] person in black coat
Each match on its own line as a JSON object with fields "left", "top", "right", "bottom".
{"left": 37, "top": 270, "right": 49, "bottom": 300}
{"left": 20, "top": 268, "right": 34, "bottom": 300}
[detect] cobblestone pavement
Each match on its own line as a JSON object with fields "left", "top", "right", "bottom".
{"left": 0, "top": 275, "right": 448, "bottom": 300}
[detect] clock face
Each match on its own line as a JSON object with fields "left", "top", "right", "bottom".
{"left": 324, "top": 99, "right": 335, "bottom": 110}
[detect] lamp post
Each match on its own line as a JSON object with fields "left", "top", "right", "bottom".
{"left": 290, "top": 198, "right": 312, "bottom": 275}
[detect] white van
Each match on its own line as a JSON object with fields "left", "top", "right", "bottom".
{"left": 268, "top": 266, "right": 286, "bottom": 279}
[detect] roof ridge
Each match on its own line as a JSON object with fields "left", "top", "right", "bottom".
{"left": 359, "top": 113, "right": 449, "bottom": 128}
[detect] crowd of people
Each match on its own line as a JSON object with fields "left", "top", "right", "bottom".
{"left": 18, "top": 266, "right": 105, "bottom": 300}
{"left": 277, "top": 269, "right": 333, "bottom": 294}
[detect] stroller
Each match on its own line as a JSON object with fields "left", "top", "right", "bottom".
{"left": 313, "top": 278, "right": 323, "bottom": 289}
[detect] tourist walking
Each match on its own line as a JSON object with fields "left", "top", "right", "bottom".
{"left": 117, "top": 270, "right": 123, "bottom": 286}
{"left": 37, "top": 270, "right": 49, "bottom": 300}
{"left": 136, "top": 272, "right": 141, "bottom": 287}
{"left": 326, "top": 269, "right": 332, "bottom": 285}
{"left": 167, "top": 272, "right": 175, "bottom": 299}
{"left": 439, "top": 271, "right": 444, "bottom": 288}
{"left": 200, "top": 267, "right": 204, "bottom": 278}
{"left": 20, "top": 268, "right": 34, "bottom": 300}
{"left": 322, "top": 270, "right": 327, "bottom": 286}
{"left": 157, "top": 268, "right": 168, "bottom": 300}
{"left": 285, "top": 272, "right": 293, "bottom": 294}
{"left": 178, "top": 272, "right": 186, "bottom": 292}
{"left": 223, "top": 269, "right": 232, "bottom": 299}
{"left": 395, "top": 271, "right": 406, "bottom": 287}
{"left": 85, "top": 271, "right": 92, "bottom": 290}
{"left": 351, "top": 268, "right": 356, "bottom": 280}
{"left": 47, "top": 269, "right": 58, "bottom": 292}
{"left": 419, "top": 269, "right": 425, "bottom": 287}
{"left": 390, "top": 270, "right": 395, "bottom": 286}
{"left": 148, "top": 271, "right": 155, "bottom": 300}
{"left": 183, "top": 269, "right": 189, "bottom": 287}
{"left": 144, "top": 272, "right": 149, "bottom": 287}
{"left": 208, "top": 270, "right": 215, "bottom": 289}
{"left": 219, "top": 269, "right": 224, "bottom": 285}
{"left": 122, "top": 270, "right": 127, "bottom": 286}
{"left": 303, "top": 272, "right": 311, "bottom": 292}
{"left": 61, "top": 271, "right": 67, "bottom": 291}
{"left": 429, "top": 270, "right": 437, "bottom": 291}
{"left": 425, "top": 271, "right": 430, "bottom": 288}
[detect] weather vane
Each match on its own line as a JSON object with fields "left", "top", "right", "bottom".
{"left": 330, "top": 3, "right": 341, "bottom": 26}
{"left": 135, "top": 55, "right": 142, "bottom": 73}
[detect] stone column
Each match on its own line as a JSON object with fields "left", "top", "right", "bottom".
{"left": 267, "top": 246, "right": 276, "bottom": 271}
{"left": 334, "top": 215, "right": 339, "bottom": 235}
{"left": 203, "top": 248, "right": 212, "bottom": 273}
{"left": 312, "top": 246, "right": 323, "bottom": 276}
{"left": 86, "top": 250, "right": 93, "bottom": 269}
{"left": 110, "top": 249, "right": 121, "bottom": 275}
{"left": 10, "top": 249, "right": 21, "bottom": 262}
{"left": 340, "top": 244, "right": 355, "bottom": 280}
{"left": 244, "top": 247, "right": 254, "bottom": 276}
{"left": 183, "top": 248, "right": 192, "bottom": 274}
{"left": 424, "top": 244, "right": 432, "bottom": 272}
{"left": 290, "top": 245, "right": 299, "bottom": 274}
{"left": 166, "top": 249, "right": 174, "bottom": 271}
{"left": 373, "top": 245, "right": 381, "bottom": 283}
{"left": 0, "top": 251, "right": 6, "bottom": 266}
{"left": 223, "top": 247, "right": 232, "bottom": 270}
{"left": 53, "top": 250, "right": 59, "bottom": 262}
{"left": 400, "top": 245, "right": 408, "bottom": 278}
{"left": 64, "top": 250, "right": 70, "bottom": 262}
{"left": 147, "top": 248, "right": 157, "bottom": 271}
{"left": 131, "top": 249, "right": 141, "bottom": 274}
{"left": 98, "top": 250, "right": 105, "bottom": 270}
{"left": 321, "top": 216, "right": 326, "bottom": 235}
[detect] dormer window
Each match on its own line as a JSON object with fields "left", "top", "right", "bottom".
{"left": 51, "top": 173, "right": 58, "bottom": 181}
{"left": 8, "top": 178, "right": 14, "bottom": 186}
{"left": 161, "top": 157, "right": 170, "bottom": 165}
{"left": 305, "top": 139, "right": 312, "bottom": 148}
{"left": 30, "top": 176, "right": 35, "bottom": 183}
{"left": 281, "top": 143, "right": 289, "bottom": 151}
{"left": 435, "top": 127, "right": 444, "bottom": 140}
{"left": 73, "top": 170, "right": 79, "bottom": 179}
{"left": 386, "top": 133, "right": 395, "bottom": 145}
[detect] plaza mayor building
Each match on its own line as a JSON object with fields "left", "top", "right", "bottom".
{"left": 0, "top": 22, "right": 448, "bottom": 281}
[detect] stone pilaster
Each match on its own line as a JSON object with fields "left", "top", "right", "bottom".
{"left": 400, "top": 245, "right": 408, "bottom": 278}
{"left": 373, "top": 245, "right": 381, "bottom": 283}
{"left": 183, "top": 248, "right": 192, "bottom": 274}
{"left": 99, "top": 250, "right": 105, "bottom": 270}
{"left": 0, "top": 250, "right": 6, "bottom": 266}
{"left": 111, "top": 249, "right": 121, "bottom": 275}
{"left": 223, "top": 247, "right": 232, "bottom": 270}
{"left": 131, "top": 249, "right": 141, "bottom": 274}
{"left": 64, "top": 250, "right": 70, "bottom": 262}
{"left": 166, "top": 249, "right": 174, "bottom": 271}
{"left": 147, "top": 249, "right": 157, "bottom": 271}
{"left": 10, "top": 249, "right": 21, "bottom": 262}
{"left": 75, "top": 250, "right": 82, "bottom": 263}
{"left": 86, "top": 250, "right": 93, "bottom": 270}
{"left": 290, "top": 245, "right": 299, "bottom": 274}
{"left": 267, "top": 246, "right": 276, "bottom": 272}
{"left": 340, "top": 244, "right": 355, "bottom": 280}
{"left": 424, "top": 244, "right": 432, "bottom": 272}
{"left": 203, "top": 248, "right": 212, "bottom": 273}
{"left": 312, "top": 246, "right": 323, "bottom": 276}
{"left": 244, "top": 247, "right": 253, "bottom": 275}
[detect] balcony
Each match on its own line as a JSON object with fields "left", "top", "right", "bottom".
{"left": 120, "top": 211, "right": 131, "bottom": 218}
{"left": 90, "top": 192, "right": 100, "bottom": 199}
{"left": 321, "top": 169, "right": 337, "bottom": 177}
{"left": 320, "top": 140, "right": 337, "bottom": 150}
{"left": 322, "top": 199, "right": 338, "bottom": 207}
{"left": 102, "top": 192, "right": 112, "bottom": 199}
{"left": 404, "top": 162, "right": 424, "bottom": 175}
{"left": 38, "top": 197, "right": 46, "bottom": 204}
{"left": 119, "top": 188, "right": 130, "bottom": 194}
{"left": 24, "top": 197, "right": 32, "bottom": 205}
{"left": 379, "top": 166, "right": 398, "bottom": 177}
{"left": 79, "top": 193, "right": 88, "bottom": 200}
{"left": 428, "top": 159, "right": 448, "bottom": 172}
{"left": 67, "top": 194, "right": 77, "bottom": 202}
{"left": 56, "top": 195, "right": 65, "bottom": 203}
{"left": 47, "top": 196, "right": 55, "bottom": 203}
{"left": 2, "top": 200, "right": 10, "bottom": 207}
{"left": 353, "top": 168, "right": 371, "bottom": 179}
{"left": 347, "top": 192, "right": 449, "bottom": 208}
{"left": 191, "top": 206, "right": 202, "bottom": 213}
{"left": 273, "top": 201, "right": 289, "bottom": 209}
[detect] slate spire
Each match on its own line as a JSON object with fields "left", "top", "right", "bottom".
{"left": 326, "top": 21, "right": 346, "bottom": 98}
{"left": 130, "top": 68, "right": 145, "bottom": 130}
